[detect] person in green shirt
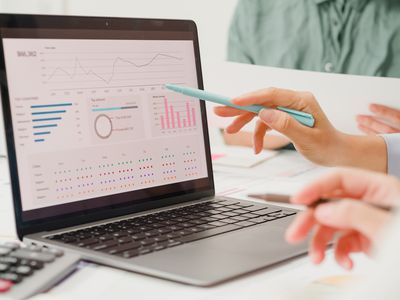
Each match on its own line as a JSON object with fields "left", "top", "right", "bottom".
{"left": 224, "top": 0, "right": 400, "bottom": 148}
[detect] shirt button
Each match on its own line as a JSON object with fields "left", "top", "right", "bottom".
{"left": 324, "top": 62, "right": 334, "bottom": 72}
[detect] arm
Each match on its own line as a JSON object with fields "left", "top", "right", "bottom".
{"left": 215, "top": 88, "right": 388, "bottom": 172}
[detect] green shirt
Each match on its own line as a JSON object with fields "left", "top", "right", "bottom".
{"left": 228, "top": 0, "right": 400, "bottom": 78}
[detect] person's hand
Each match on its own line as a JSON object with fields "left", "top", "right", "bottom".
{"left": 285, "top": 168, "right": 398, "bottom": 270}
{"left": 357, "top": 104, "right": 400, "bottom": 134}
{"left": 213, "top": 87, "right": 387, "bottom": 172}
{"left": 214, "top": 88, "right": 338, "bottom": 163}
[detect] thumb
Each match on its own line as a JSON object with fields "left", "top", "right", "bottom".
{"left": 258, "top": 109, "right": 309, "bottom": 142}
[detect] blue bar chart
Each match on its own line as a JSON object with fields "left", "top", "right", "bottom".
{"left": 31, "top": 103, "right": 72, "bottom": 143}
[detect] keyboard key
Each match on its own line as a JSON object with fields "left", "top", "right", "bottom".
{"left": 138, "top": 248, "right": 152, "bottom": 255}
{"left": 131, "top": 233, "right": 146, "bottom": 240}
{"left": 20, "top": 259, "right": 44, "bottom": 270}
{"left": 98, "top": 234, "right": 114, "bottom": 242}
{"left": 0, "top": 264, "right": 9, "bottom": 272}
{"left": 11, "top": 250, "right": 55, "bottom": 263}
{"left": 60, "top": 236, "right": 77, "bottom": 243}
{"left": 165, "top": 232, "right": 182, "bottom": 240}
{"left": 156, "top": 228, "right": 172, "bottom": 234}
{"left": 225, "top": 205, "right": 242, "bottom": 210}
{"left": 0, "top": 279, "right": 12, "bottom": 293}
{"left": 208, "top": 221, "right": 227, "bottom": 227}
{"left": 180, "top": 222, "right": 195, "bottom": 228}
{"left": 241, "top": 213, "right": 259, "bottom": 219}
{"left": 140, "top": 238, "right": 157, "bottom": 247}
{"left": 230, "top": 216, "right": 248, "bottom": 222}
{"left": 232, "top": 209, "right": 249, "bottom": 214}
{"left": 75, "top": 238, "right": 99, "bottom": 247}
{"left": 242, "top": 205, "right": 267, "bottom": 212}
{"left": 167, "top": 240, "right": 182, "bottom": 248}
{"left": 109, "top": 241, "right": 141, "bottom": 254}
{"left": 153, "top": 236, "right": 168, "bottom": 243}
{"left": 43, "top": 247, "right": 64, "bottom": 257}
{"left": 220, "top": 218, "right": 239, "bottom": 224}
{"left": 121, "top": 249, "right": 140, "bottom": 258}
{"left": 200, "top": 217, "right": 217, "bottom": 222}
{"left": 215, "top": 207, "right": 234, "bottom": 212}
{"left": 0, "top": 257, "right": 18, "bottom": 266}
{"left": 112, "top": 231, "right": 129, "bottom": 238}
{"left": 169, "top": 225, "right": 182, "bottom": 231}
{"left": 144, "top": 230, "right": 159, "bottom": 238}
{"left": 150, "top": 244, "right": 167, "bottom": 252}
{"left": 0, "top": 242, "right": 20, "bottom": 250}
{"left": 197, "top": 224, "right": 217, "bottom": 230}
{"left": 117, "top": 237, "right": 132, "bottom": 244}
{"left": 188, "top": 219, "right": 207, "bottom": 225}
{"left": 208, "top": 214, "right": 227, "bottom": 220}
{"left": 184, "top": 227, "right": 203, "bottom": 234}
{"left": 0, "top": 247, "right": 11, "bottom": 256}
{"left": 13, "top": 266, "right": 33, "bottom": 276}
{"left": 176, "top": 230, "right": 192, "bottom": 236}
{"left": 220, "top": 212, "right": 238, "bottom": 217}
{"left": 0, "top": 273, "right": 22, "bottom": 283}
{"left": 92, "top": 240, "right": 119, "bottom": 251}
{"left": 252, "top": 208, "right": 282, "bottom": 216}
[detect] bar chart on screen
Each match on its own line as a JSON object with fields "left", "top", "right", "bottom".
{"left": 150, "top": 93, "right": 200, "bottom": 137}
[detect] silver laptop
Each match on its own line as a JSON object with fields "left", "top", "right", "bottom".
{"left": 0, "top": 14, "right": 307, "bottom": 286}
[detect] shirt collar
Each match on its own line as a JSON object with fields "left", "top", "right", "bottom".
{"left": 313, "top": 0, "right": 368, "bottom": 11}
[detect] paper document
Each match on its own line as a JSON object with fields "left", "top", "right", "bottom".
{"left": 212, "top": 145, "right": 277, "bottom": 168}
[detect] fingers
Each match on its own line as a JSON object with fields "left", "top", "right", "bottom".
{"left": 253, "top": 120, "right": 269, "bottom": 154}
{"left": 258, "top": 109, "right": 313, "bottom": 141}
{"left": 309, "top": 225, "right": 335, "bottom": 264}
{"left": 214, "top": 106, "right": 246, "bottom": 117}
{"left": 356, "top": 115, "right": 399, "bottom": 134}
{"left": 370, "top": 104, "right": 400, "bottom": 127}
{"left": 232, "top": 87, "right": 310, "bottom": 111}
{"left": 291, "top": 168, "right": 400, "bottom": 207}
{"left": 334, "top": 232, "right": 362, "bottom": 270}
{"left": 225, "top": 113, "right": 255, "bottom": 134}
{"left": 313, "top": 200, "right": 391, "bottom": 242}
{"left": 285, "top": 209, "right": 316, "bottom": 244}
{"left": 357, "top": 124, "right": 379, "bottom": 135}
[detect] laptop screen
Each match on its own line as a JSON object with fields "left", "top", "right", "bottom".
{"left": 1, "top": 23, "right": 213, "bottom": 223}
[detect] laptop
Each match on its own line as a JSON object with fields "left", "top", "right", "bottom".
{"left": 0, "top": 14, "right": 307, "bottom": 286}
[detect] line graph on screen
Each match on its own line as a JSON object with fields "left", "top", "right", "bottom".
{"left": 40, "top": 51, "right": 186, "bottom": 91}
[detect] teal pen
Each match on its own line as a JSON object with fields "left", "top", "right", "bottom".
{"left": 165, "top": 84, "right": 315, "bottom": 128}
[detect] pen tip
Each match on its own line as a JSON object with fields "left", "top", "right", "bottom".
{"left": 165, "top": 83, "right": 180, "bottom": 92}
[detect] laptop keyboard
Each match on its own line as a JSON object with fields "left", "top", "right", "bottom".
{"left": 47, "top": 199, "right": 297, "bottom": 259}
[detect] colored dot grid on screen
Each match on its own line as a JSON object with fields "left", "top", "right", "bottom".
{"left": 138, "top": 156, "right": 155, "bottom": 185}
{"left": 183, "top": 151, "right": 199, "bottom": 177}
{"left": 161, "top": 153, "right": 177, "bottom": 181}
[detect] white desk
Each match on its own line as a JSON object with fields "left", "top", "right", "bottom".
{"left": 0, "top": 155, "right": 368, "bottom": 300}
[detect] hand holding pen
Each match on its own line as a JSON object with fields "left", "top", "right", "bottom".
{"left": 285, "top": 168, "right": 399, "bottom": 270}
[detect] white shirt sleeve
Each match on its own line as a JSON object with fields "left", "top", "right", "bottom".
{"left": 382, "top": 134, "right": 400, "bottom": 177}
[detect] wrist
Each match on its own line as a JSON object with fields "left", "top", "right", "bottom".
{"left": 333, "top": 132, "right": 387, "bottom": 172}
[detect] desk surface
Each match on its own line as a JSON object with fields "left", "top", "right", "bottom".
{"left": 0, "top": 154, "right": 368, "bottom": 300}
